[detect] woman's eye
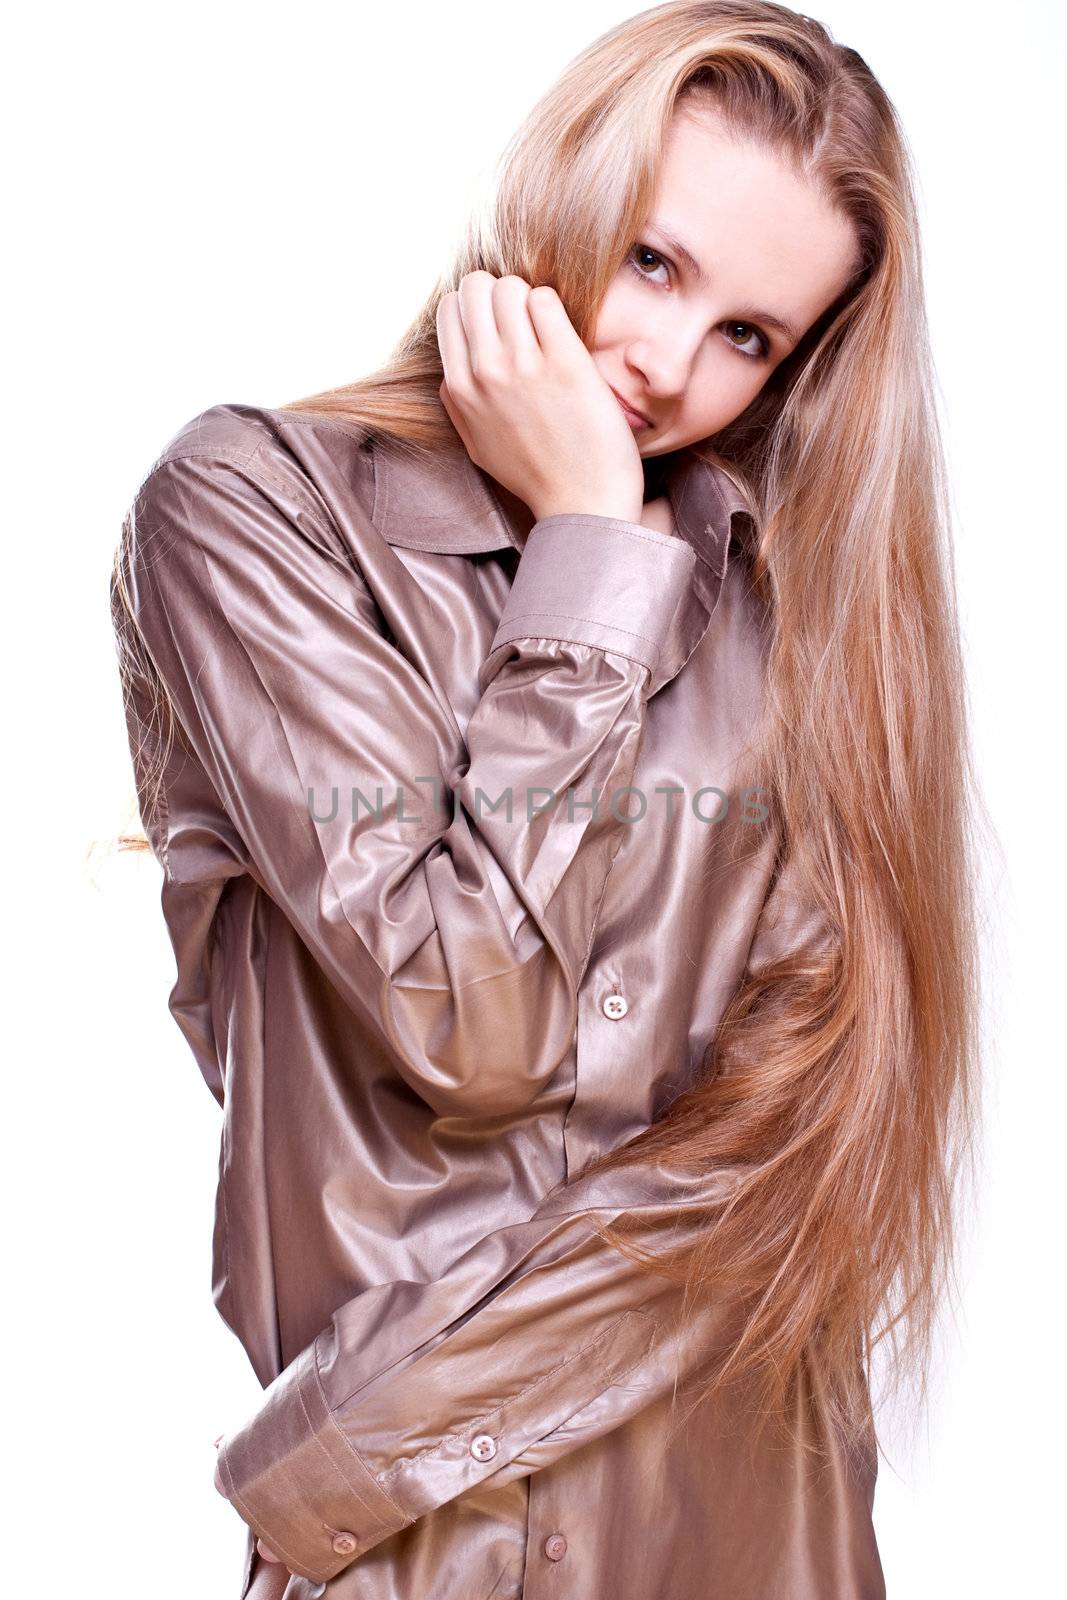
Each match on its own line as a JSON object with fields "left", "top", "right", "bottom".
{"left": 627, "top": 243, "right": 670, "bottom": 286}
{"left": 722, "top": 321, "right": 770, "bottom": 361}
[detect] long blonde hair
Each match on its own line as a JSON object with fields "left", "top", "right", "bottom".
{"left": 112, "top": 0, "right": 985, "bottom": 1460}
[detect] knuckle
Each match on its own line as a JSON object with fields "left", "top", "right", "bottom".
{"left": 473, "top": 357, "right": 506, "bottom": 386}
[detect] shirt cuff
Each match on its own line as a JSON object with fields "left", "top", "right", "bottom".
{"left": 216, "top": 1341, "right": 408, "bottom": 1583}
{"left": 216, "top": 1306, "right": 658, "bottom": 1582}
{"left": 488, "top": 515, "right": 695, "bottom": 674}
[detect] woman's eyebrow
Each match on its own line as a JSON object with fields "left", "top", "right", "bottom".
{"left": 646, "top": 217, "right": 803, "bottom": 345}
{"left": 647, "top": 218, "right": 714, "bottom": 287}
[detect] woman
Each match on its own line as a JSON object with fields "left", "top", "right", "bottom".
{"left": 110, "top": 3, "right": 981, "bottom": 1596}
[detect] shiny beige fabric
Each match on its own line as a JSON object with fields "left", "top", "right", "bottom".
{"left": 112, "top": 403, "right": 885, "bottom": 1599}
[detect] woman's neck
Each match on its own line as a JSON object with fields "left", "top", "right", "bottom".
{"left": 640, "top": 494, "right": 676, "bottom": 537}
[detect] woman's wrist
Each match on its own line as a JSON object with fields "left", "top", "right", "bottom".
{"left": 532, "top": 497, "right": 645, "bottom": 525}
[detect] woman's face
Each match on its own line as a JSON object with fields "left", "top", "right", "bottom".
{"left": 591, "top": 101, "right": 861, "bottom": 457}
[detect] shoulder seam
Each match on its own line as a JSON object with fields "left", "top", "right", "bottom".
{"left": 267, "top": 409, "right": 374, "bottom": 447}
{"left": 146, "top": 440, "right": 339, "bottom": 543}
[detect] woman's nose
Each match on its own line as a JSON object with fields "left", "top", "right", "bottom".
{"left": 627, "top": 336, "right": 701, "bottom": 400}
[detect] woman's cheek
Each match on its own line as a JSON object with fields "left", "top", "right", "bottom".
{"left": 590, "top": 276, "right": 647, "bottom": 347}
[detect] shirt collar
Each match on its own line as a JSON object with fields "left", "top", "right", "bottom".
{"left": 369, "top": 431, "right": 751, "bottom": 575}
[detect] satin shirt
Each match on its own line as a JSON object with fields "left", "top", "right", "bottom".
{"left": 111, "top": 401, "right": 885, "bottom": 1600}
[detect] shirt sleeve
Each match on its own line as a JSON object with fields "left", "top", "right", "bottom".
{"left": 118, "top": 445, "right": 694, "bottom": 1118}
{"left": 215, "top": 1153, "right": 749, "bottom": 1583}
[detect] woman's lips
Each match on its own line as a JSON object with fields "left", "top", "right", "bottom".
{"left": 609, "top": 387, "right": 652, "bottom": 430}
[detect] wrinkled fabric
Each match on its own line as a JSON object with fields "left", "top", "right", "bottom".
{"left": 111, "top": 402, "right": 885, "bottom": 1599}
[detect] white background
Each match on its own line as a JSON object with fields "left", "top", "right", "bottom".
{"left": 4, "top": 0, "right": 1063, "bottom": 1591}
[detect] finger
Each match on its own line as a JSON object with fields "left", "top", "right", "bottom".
{"left": 456, "top": 270, "right": 504, "bottom": 377}
{"left": 490, "top": 275, "right": 541, "bottom": 370}
{"left": 436, "top": 291, "right": 473, "bottom": 393}
{"left": 257, "top": 1538, "right": 283, "bottom": 1564}
{"left": 525, "top": 284, "right": 586, "bottom": 362}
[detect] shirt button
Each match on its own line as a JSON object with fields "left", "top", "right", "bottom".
{"left": 602, "top": 992, "right": 628, "bottom": 1019}
{"left": 331, "top": 1532, "right": 358, "bottom": 1555}
{"left": 544, "top": 1532, "right": 568, "bottom": 1560}
{"left": 470, "top": 1433, "right": 498, "bottom": 1461}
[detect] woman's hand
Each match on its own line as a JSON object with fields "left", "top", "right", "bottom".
{"left": 436, "top": 271, "right": 646, "bottom": 525}
{"left": 215, "top": 1437, "right": 287, "bottom": 1569}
